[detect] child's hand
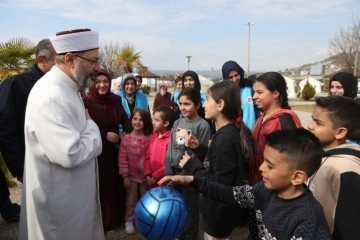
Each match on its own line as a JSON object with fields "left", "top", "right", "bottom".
{"left": 146, "top": 175, "right": 156, "bottom": 186}
{"left": 123, "top": 176, "right": 130, "bottom": 188}
{"left": 185, "top": 135, "right": 199, "bottom": 149}
{"left": 179, "top": 151, "right": 191, "bottom": 168}
{"left": 146, "top": 175, "right": 152, "bottom": 186}
{"left": 158, "top": 175, "right": 194, "bottom": 186}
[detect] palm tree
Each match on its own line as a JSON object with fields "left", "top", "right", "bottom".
{"left": 109, "top": 43, "right": 147, "bottom": 74}
{"left": 0, "top": 37, "right": 36, "bottom": 80}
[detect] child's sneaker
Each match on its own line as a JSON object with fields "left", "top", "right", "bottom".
{"left": 125, "top": 222, "right": 135, "bottom": 235}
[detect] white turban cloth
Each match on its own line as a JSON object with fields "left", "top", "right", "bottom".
{"left": 50, "top": 29, "right": 99, "bottom": 54}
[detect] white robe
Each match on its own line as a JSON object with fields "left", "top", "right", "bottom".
{"left": 19, "top": 66, "right": 104, "bottom": 240}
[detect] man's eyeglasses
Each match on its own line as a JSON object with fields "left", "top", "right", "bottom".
{"left": 75, "top": 55, "right": 99, "bottom": 65}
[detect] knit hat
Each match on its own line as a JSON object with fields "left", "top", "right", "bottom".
{"left": 330, "top": 72, "right": 358, "bottom": 98}
{"left": 50, "top": 28, "right": 99, "bottom": 54}
{"left": 182, "top": 70, "right": 201, "bottom": 90}
{"left": 120, "top": 74, "right": 137, "bottom": 93}
{"left": 221, "top": 60, "right": 245, "bottom": 85}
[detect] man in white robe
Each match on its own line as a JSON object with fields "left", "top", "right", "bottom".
{"left": 19, "top": 29, "right": 104, "bottom": 240}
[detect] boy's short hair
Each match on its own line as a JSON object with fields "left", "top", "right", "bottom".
{"left": 315, "top": 96, "right": 360, "bottom": 141}
{"left": 264, "top": 128, "right": 323, "bottom": 177}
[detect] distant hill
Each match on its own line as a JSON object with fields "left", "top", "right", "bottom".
{"left": 151, "top": 54, "right": 340, "bottom": 79}
{"left": 151, "top": 69, "right": 223, "bottom": 80}
{"left": 285, "top": 54, "right": 339, "bottom": 73}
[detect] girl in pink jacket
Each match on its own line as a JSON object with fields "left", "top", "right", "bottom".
{"left": 144, "top": 106, "right": 178, "bottom": 187}
{"left": 118, "top": 108, "right": 153, "bottom": 234}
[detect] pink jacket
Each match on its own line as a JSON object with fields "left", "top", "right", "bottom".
{"left": 119, "top": 132, "right": 150, "bottom": 183}
{"left": 144, "top": 130, "right": 171, "bottom": 181}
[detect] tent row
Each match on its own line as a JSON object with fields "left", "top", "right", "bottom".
{"left": 111, "top": 74, "right": 324, "bottom": 99}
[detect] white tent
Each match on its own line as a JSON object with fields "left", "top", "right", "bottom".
{"left": 282, "top": 75, "right": 297, "bottom": 99}
{"left": 199, "top": 75, "right": 213, "bottom": 92}
{"left": 111, "top": 77, "right": 122, "bottom": 93}
{"left": 299, "top": 77, "right": 323, "bottom": 94}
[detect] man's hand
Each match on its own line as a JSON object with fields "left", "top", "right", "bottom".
{"left": 158, "top": 175, "right": 194, "bottom": 187}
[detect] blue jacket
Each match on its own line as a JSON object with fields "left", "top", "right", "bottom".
{"left": 222, "top": 60, "right": 259, "bottom": 130}
{"left": 240, "top": 86, "right": 257, "bottom": 131}
{"left": 117, "top": 90, "right": 149, "bottom": 118}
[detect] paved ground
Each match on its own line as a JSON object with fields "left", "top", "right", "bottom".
{"left": 0, "top": 92, "right": 312, "bottom": 240}
{"left": 0, "top": 183, "right": 249, "bottom": 240}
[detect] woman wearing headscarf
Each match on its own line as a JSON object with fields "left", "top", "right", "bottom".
{"left": 329, "top": 71, "right": 358, "bottom": 100}
{"left": 181, "top": 70, "right": 206, "bottom": 104}
{"left": 181, "top": 70, "right": 207, "bottom": 121}
{"left": 153, "top": 82, "right": 172, "bottom": 114}
{"left": 82, "top": 68, "right": 128, "bottom": 229}
{"left": 116, "top": 74, "right": 149, "bottom": 118}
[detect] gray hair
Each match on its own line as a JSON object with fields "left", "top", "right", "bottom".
{"left": 35, "top": 39, "right": 53, "bottom": 59}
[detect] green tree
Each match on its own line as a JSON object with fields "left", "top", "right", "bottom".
{"left": 301, "top": 81, "right": 316, "bottom": 100}
{"left": 0, "top": 37, "right": 36, "bottom": 80}
{"left": 108, "top": 42, "right": 147, "bottom": 74}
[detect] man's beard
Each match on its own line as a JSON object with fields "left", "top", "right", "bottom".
{"left": 73, "top": 64, "right": 93, "bottom": 89}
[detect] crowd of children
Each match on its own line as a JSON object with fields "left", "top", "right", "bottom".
{"left": 116, "top": 67, "right": 360, "bottom": 239}
{"left": 5, "top": 56, "right": 359, "bottom": 239}
{"left": 158, "top": 67, "right": 360, "bottom": 240}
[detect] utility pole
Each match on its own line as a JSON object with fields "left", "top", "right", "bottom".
{"left": 186, "top": 56, "right": 192, "bottom": 70}
{"left": 354, "top": 37, "right": 360, "bottom": 76}
{"left": 245, "top": 22, "right": 254, "bottom": 77}
{"left": 354, "top": 52, "right": 358, "bottom": 76}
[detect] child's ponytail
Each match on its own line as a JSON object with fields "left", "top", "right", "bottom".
{"left": 234, "top": 117, "right": 256, "bottom": 160}
{"left": 208, "top": 81, "right": 256, "bottom": 160}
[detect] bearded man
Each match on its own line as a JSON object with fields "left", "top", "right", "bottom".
{"left": 19, "top": 29, "right": 104, "bottom": 240}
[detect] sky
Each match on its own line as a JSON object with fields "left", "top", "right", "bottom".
{"left": 0, "top": 0, "right": 359, "bottom": 73}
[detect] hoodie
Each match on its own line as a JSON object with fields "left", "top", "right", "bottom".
{"left": 249, "top": 109, "right": 302, "bottom": 185}
{"left": 116, "top": 74, "right": 148, "bottom": 118}
{"left": 330, "top": 72, "right": 358, "bottom": 99}
{"left": 221, "top": 60, "right": 258, "bottom": 130}
{"left": 120, "top": 74, "right": 136, "bottom": 91}
{"left": 182, "top": 70, "right": 201, "bottom": 90}
{"left": 308, "top": 143, "right": 360, "bottom": 238}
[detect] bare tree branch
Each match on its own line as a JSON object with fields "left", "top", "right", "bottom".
{"left": 99, "top": 40, "right": 126, "bottom": 78}
{"left": 329, "top": 15, "right": 360, "bottom": 72}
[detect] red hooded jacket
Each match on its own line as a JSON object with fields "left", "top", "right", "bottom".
{"left": 248, "top": 109, "right": 302, "bottom": 185}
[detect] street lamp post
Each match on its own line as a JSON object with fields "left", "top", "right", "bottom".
{"left": 186, "top": 56, "right": 192, "bottom": 70}
{"left": 245, "top": 22, "right": 254, "bottom": 77}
